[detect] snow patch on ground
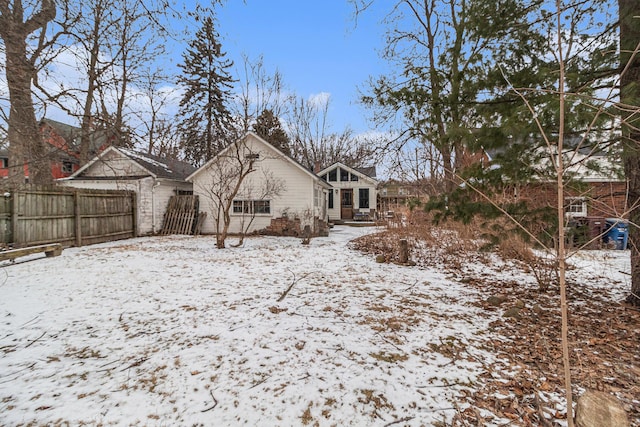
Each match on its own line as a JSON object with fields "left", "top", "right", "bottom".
{"left": 0, "top": 225, "right": 630, "bottom": 426}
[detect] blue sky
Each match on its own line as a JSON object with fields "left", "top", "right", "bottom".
{"left": 9, "top": 1, "right": 391, "bottom": 140}
{"left": 215, "top": 1, "right": 389, "bottom": 134}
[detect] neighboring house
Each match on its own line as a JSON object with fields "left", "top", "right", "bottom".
{"left": 487, "top": 144, "right": 627, "bottom": 219}
{"left": 187, "top": 132, "right": 331, "bottom": 236}
{"left": 59, "top": 146, "right": 195, "bottom": 235}
{"left": 317, "top": 163, "right": 378, "bottom": 221}
{"left": 0, "top": 119, "right": 111, "bottom": 181}
{"left": 378, "top": 180, "right": 429, "bottom": 212}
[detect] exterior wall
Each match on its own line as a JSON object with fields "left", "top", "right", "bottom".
{"left": 320, "top": 165, "right": 377, "bottom": 221}
{"left": 519, "top": 181, "right": 628, "bottom": 219}
{"left": 588, "top": 181, "right": 628, "bottom": 218}
{"left": 82, "top": 150, "right": 149, "bottom": 177}
{"left": 191, "top": 134, "right": 325, "bottom": 235}
{"left": 0, "top": 161, "right": 79, "bottom": 180}
{"left": 154, "top": 180, "right": 193, "bottom": 233}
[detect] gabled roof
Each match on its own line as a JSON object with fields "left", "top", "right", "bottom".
{"left": 186, "top": 131, "right": 331, "bottom": 189}
{"left": 66, "top": 146, "right": 196, "bottom": 181}
{"left": 40, "top": 118, "right": 110, "bottom": 156}
{"left": 354, "top": 166, "right": 377, "bottom": 179}
{"left": 317, "top": 162, "right": 379, "bottom": 184}
{"left": 118, "top": 149, "right": 196, "bottom": 180}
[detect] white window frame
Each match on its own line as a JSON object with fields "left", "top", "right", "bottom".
{"left": 566, "top": 197, "right": 587, "bottom": 218}
{"left": 232, "top": 199, "right": 271, "bottom": 216}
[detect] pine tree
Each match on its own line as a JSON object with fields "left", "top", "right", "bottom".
{"left": 253, "top": 109, "right": 291, "bottom": 156}
{"left": 177, "top": 15, "right": 235, "bottom": 166}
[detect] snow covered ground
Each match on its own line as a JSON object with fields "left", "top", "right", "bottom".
{"left": 0, "top": 225, "right": 631, "bottom": 426}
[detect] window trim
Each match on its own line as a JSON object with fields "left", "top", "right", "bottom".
{"left": 61, "top": 160, "right": 74, "bottom": 174}
{"left": 232, "top": 199, "right": 271, "bottom": 215}
{"left": 565, "top": 197, "right": 587, "bottom": 217}
{"left": 358, "top": 188, "right": 370, "bottom": 209}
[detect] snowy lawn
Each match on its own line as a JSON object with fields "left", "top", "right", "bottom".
{"left": 0, "top": 225, "right": 632, "bottom": 426}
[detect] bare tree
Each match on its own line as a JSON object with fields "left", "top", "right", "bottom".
{"left": 232, "top": 168, "right": 286, "bottom": 246}
{"left": 194, "top": 139, "right": 259, "bottom": 249}
{"left": 0, "top": 0, "right": 57, "bottom": 184}
{"left": 235, "top": 54, "right": 292, "bottom": 133}
{"left": 287, "top": 94, "right": 375, "bottom": 170}
{"left": 71, "top": 0, "right": 118, "bottom": 165}
{"left": 64, "top": 0, "right": 170, "bottom": 163}
{"left": 134, "top": 68, "right": 180, "bottom": 157}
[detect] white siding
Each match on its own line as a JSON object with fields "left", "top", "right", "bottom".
{"left": 191, "top": 134, "right": 320, "bottom": 234}
{"left": 60, "top": 149, "right": 194, "bottom": 235}
{"left": 154, "top": 180, "right": 193, "bottom": 233}
{"left": 320, "top": 164, "right": 378, "bottom": 221}
{"left": 82, "top": 150, "right": 149, "bottom": 177}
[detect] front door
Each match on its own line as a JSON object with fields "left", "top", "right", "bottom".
{"left": 341, "top": 189, "right": 353, "bottom": 219}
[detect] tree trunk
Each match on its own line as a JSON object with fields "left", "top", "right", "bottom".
{"left": 0, "top": 0, "right": 56, "bottom": 185}
{"left": 4, "top": 33, "right": 50, "bottom": 185}
{"left": 619, "top": 0, "right": 640, "bottom": 305}
{"left": 79, "top": 8, "right": 103, "bottom": 166}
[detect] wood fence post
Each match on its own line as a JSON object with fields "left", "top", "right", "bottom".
{"left": 10, "top": 190, "right": 18, "bottom": 246}
{"left": 74, "top": 190, "right": 82, "bottom": 247}
{"left": 399, "top": 239, "right": 409, "bottom": 264}
{"left": 131, "top": 192, "right": 138, "bottom": 238}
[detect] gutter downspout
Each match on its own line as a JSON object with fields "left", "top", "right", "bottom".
{"left": 151, "top": 179, "right": 161, "bottom": 234}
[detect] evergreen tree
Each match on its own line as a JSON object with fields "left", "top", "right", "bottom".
{"left": 253, "top": 109, "right": 291, "bottom": 155}
{"left": 177, "top": 15, "right": 235, "bottom": 166}
{"left": 358, "top": 0, "right": 543, "bottom": 192}
{"left": 404, "top": 0, "right": 619, "bottom": 244}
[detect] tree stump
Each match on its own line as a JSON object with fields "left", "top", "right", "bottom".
{"left": 301, "top": 225, "right": 312, "bottom": 245}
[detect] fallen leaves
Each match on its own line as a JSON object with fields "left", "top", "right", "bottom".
{"left": 353, "top": 228, "right": 640, "bottom": 426}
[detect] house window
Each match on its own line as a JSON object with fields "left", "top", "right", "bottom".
{"left": 62, "top": 161, "right": 74, "bottom": 174}
{"left": 233, "top": 200, "right": 248, "bottom": 214}
{"left": 0, "top": 158, "right": 8, "bottom": 168}
{"left": 328, "top": 191, "right": 334, "bottom": 209}
{"left": 566, "top": 197, "right": 587, "bottom": 217}
{"left": 359, "top": 188, "right": 370, "bottom": 209}
{"left": 328, "top": 169, "right": 337, "bottom": 182}
{"left": 340, "top": 168, "right": 349, "bottom": 182}
{"left": 254, "top": 200, "right": 271, "bottom": 214}
{"left": 350, "top": 173, "right": 359, "bottom": 182}
{"left": 245, "top": 153, "right": 260, "bottom": 160}
{"left": 233, "top": 200, "right": 270, "bottom": 215}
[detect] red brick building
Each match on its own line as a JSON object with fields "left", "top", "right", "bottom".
{"left": 0, "top": 119, "right": 110, "bottom": 181}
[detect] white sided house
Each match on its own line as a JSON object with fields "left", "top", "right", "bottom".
{"left": 59, "top": 147, "right": 195, "bottom": 235}
{"left": 187, "top": 132, "right": 331, "bottom": 236}
{"left": 318, "top": 163, "right": 378, "bottom": 221}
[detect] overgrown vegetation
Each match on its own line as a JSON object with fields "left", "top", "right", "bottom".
{"left": 351, "top": 215, "right": 640, "bottom": 424}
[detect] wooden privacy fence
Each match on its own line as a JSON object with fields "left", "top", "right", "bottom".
{"left": 0, "top": 185, "right": 136, "bottom": 248}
